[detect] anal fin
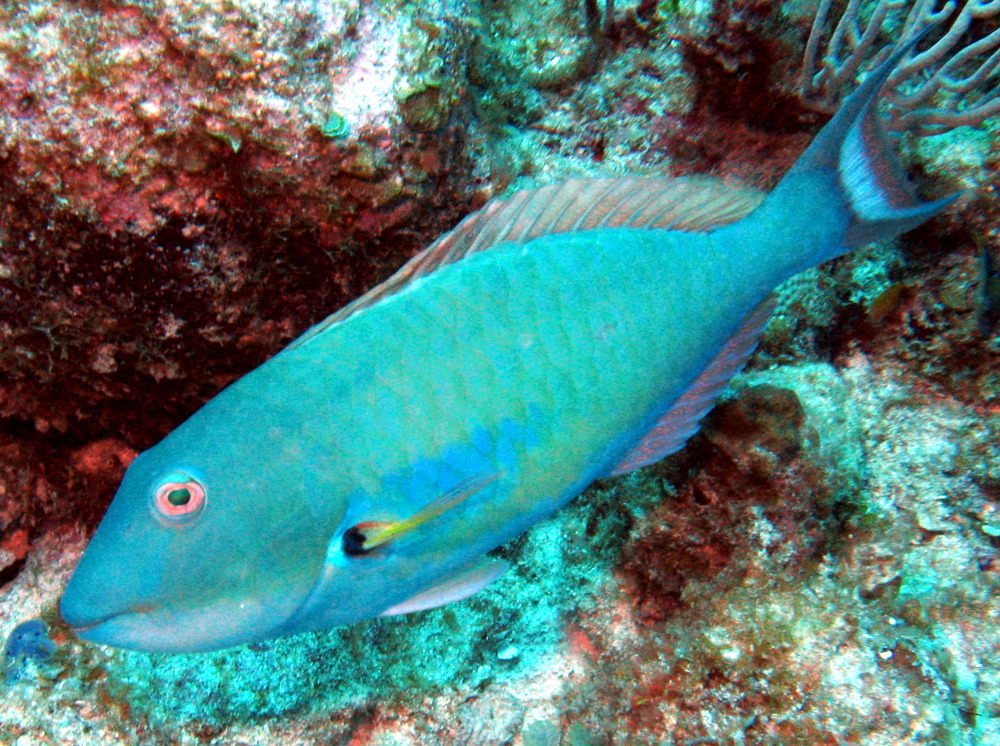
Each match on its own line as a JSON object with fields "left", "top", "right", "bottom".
{"left": 608, "top": 296, "right": 776, "bottom": 476}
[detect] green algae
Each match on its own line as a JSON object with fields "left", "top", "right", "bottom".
{"left": 521, "top": 718, "right": 561, "bottom": 746}
{"left": 468, "top": 0, "right": 600, "bottom": 131}
{"left": 395, "top": 13, "right": 466, "bottom": 132}
{"left": 319, "top": 111, "right": 350, "bottom": 139}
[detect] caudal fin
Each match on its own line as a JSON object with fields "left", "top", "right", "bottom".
{"left": 787, "top": 27, "right": 959, "bottom": 254}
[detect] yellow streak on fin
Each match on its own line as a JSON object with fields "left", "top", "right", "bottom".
{"left": 361, "top": 472, "right": 501, "bottom": 551}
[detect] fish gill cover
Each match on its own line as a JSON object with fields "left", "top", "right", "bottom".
{"left": 0, "top": 0, "right": 998, "bottom": 744}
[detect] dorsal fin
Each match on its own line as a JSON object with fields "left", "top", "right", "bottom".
{"left": 608, "top": 296, "right": 776, "bottom": 477}
{"left": 285, "top": 176, "right": 764, "bottom": 352}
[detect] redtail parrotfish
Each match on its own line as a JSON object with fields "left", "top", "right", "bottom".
{"left": 60, "top": 37, "right": 956, "bottom": 653}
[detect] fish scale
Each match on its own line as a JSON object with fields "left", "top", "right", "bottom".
{"left": 313, "top": 228, "right": 749, "bottom": 533}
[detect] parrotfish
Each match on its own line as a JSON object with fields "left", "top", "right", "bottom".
{"left": 61, "top": 37, "right": 955, "bottom": 653}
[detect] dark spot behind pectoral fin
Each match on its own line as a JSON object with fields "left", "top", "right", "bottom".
{"left": 285, "top": 177, "right": 765, "bottom": 352}
{"left": 379, "top": 557, "right": 511, "bottom": 616}
{"left": 608, "top": 296, "right": 776, "bottom": 476}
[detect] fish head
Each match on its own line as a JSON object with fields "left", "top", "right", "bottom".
{"left": 60, "top": 414, "right": 340, "bottom": 654}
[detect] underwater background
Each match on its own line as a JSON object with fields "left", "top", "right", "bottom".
{"left": 1, "top": 0, "right": 999, "bottom": 743}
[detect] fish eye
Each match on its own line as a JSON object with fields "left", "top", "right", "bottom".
{"left": 153, "top": 475, "right": 206, "bottom": 522}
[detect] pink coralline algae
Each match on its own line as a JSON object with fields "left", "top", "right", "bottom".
{"left": 0, "top": 1, "right": 468, "bottom": 238}
{"left": 0, "top": 0, "right": 475, "bottom": 543}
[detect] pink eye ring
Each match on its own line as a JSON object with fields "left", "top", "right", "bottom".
{"left": 153, "top": 478, "right": 206, "bottom": 519}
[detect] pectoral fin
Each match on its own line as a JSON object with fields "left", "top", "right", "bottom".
{"left": 353, "top": 472, "right": 501, "bottom": 553}
{"left": 380, "top": 557, "right": 511, "bottom": 616}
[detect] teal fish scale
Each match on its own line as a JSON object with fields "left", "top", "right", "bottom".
{"left": 328, "top": 232, "right": 713, "bottom": 522}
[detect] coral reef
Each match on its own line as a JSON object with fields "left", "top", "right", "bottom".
{"left": 0, "top": 0, "right": 475, "bottom": 549}
{"left": 1, "top": 0, "right": 998, "bottom": 744}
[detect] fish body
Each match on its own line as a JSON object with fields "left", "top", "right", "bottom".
{"left": 60, "top": 37, "right": 955, "bottom": 653}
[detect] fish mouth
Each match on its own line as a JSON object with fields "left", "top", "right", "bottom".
{"left": 60, "top": 598, "right": 181, "bottom": 651}
{"left": 62, "top": 608, "right": 151, "bottom": 649}
{"left": 63, "top": 609, "right": 184, "bottom": 653}
{"left": 66, "top": 615, "right": 131, "bottom": 637}
{"left": 61, "top": 601, "right": 155, "bottom": 635}
{"left": 62, "top": 601, "right": 284, "bottom": 654}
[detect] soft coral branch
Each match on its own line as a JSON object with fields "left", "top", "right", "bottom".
{"left": 801, "top": 0, "right": 1000, "bottom": 135}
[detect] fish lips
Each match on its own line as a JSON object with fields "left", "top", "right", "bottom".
{"left": 63, "top": 613, "right": 151, "bottom": 652}
{"left": 59, "top": 597, "right": 162, "bottom": 652}
{"left": 59, "top": 581, "right": 288, "bottom": 653}
{"left": 59, "top": 594, "right": 165, "bottom": 652}
{"left": 61, "top": 606, "right": 265, "bottom": 654}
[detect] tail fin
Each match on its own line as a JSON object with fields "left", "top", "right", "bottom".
{"left": 787, "top": 27, "right": 959, "bottom": 253}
